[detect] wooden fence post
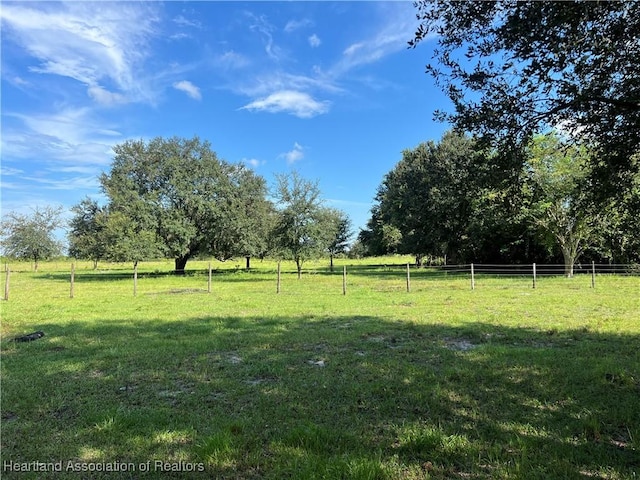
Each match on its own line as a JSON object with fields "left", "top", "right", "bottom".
{"left": 532, "top": 263, "right": 537, "bottom": 289}
{"left": 342, "top": 265, "right": 347, "bottom": 295}
{"left": 276, "top": 261, "right": 281, "bottom": 294}
{"left": 406, "top": 263, "right": 411, "bottom": 293}
{"left": 4, "top": 266, "right": 9, "bottom": 301}
{"left": 70, "top": 263, "right": 75, "bottom": 299}
{"left": 133, "top": 262, "right": 138, "bottom": 297}
{"left": 208, "top": 262, "right": 212, "bottom": 293}
{"left": 591, "top": 261, "right": 596, "bottom": 289}
{"left": 470, "top": 263, "right": 475, "bottom": 290}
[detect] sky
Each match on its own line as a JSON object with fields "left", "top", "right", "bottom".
{"left": 0, "top": 1, "right": 451, "bottom": 243}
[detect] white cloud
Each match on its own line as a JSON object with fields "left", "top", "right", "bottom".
{"left": 217, "top": 50, "right": 250, "bottom": 70}
{"left": 243, "top": 158, "right": 265, "bottom": 169}
{"left": 2, "top": 108, "right": 121, "bottom": 167}
{"left": 332, "top": 3, "right": 420, "bottom": 76}
{"left": 173, "top": 80, "right": 202, "bottom": 100}
{"left": 0, "top": 166, "right": 24, "bottom": 177}
{"left": 308, "top": 34, "right": 321, "bottom": 48}
{"left": 280, "top": 142, "right": 305, "bottom": 164}
{"left": 284, "top": 18, "right": 312, "bottom": 33}
{"left": 343, "top": 42, "right": 365, "bottom": 56}
{"left": 173, "top": 15, "right": 201, "bottom": 29}
{"left": 87, "top": 85, "right": 127, "bottom": 106}
{"left": 247, "top": 13, "right": 283, "bottom": 61}
{"left": 240, "top": 90, "right": 329, "bottom": 118}
{"left": 0, "top": 2, "right": 160, "bottom": 105}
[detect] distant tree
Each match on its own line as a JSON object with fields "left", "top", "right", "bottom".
{"left": 0, "top": 206, "right": 63, "bottom": 271}
{"left": 325, "top": 209, "right": 352, "bottom": 271}
{"left": 68, "top": 198, "right": 109, "bottom": 268}
{"left": 100, "top": 136, "right": 271, "bottom": 273}
{"left": 347, "top": 239, "right": 367, "bottom": 259}
{"left": 271, "top": 171, "right": 337, "bottom": 279}
{"left": 524, "top": 133, "right": 599, "bottom": 277}
{"left": 410, "top": 1, "right": 640, "bottom": 194}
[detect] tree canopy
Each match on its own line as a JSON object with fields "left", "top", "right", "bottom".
{"left": 271, "top": 171, "right": 343, "bottom": 278}
{"left": 0, "top": 206, "right": 63, "bottom": 270}
{"left": 410, "top": 1, "right": 640, "bottom": 192}
{"left": 99, "top": 136, "right": 271, "bottom": 273}
{"left": 362, "top": 131, "right": 488, "bottom": 264}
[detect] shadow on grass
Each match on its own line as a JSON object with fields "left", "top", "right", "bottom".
{"left": 2, "top": 315, "right": 639, "bottom": 479}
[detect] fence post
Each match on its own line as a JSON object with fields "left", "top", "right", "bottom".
{"left": 343, "top": 265, "right": 347, "bottom": 295}
{"left": 70, "top": 263, "right": 75, "bottom": 299}
{"left": 591, "top": 261, "right": 596, "bottom": 289}
{"left": 276, "top": 261, "right": 281, "bottom": 294}
{"left": 470, "top": 263, "right": 475, "bottom": 290}
{"left": 208, "top": 262, "right": 212, "bottom": 293}
{"left": 406, "top": 263, "right": 411, "bottom": 293}
{"left": 4, "top": 266, "right": 9, "bottom": 301}
{"left": 532, "top": 263, "right": 537, "bottom": 289}
{"left": 133, "top": 262, "right": 138, "bottom": 297}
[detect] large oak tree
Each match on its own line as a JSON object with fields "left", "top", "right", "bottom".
{"left": 100, "top": 136, "right": 271, "bottom": 273}
{"left": 410, "top": 1, "right": 640, "bottom": 192}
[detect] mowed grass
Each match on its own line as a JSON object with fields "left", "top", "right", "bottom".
{"left": 1, "top": 258, "right": 639, "bottom": 479}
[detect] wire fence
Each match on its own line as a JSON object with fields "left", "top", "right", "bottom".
{"left": 1, "top": 261, "right": 638, "bottom": 301}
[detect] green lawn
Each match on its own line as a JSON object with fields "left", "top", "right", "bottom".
{"left": 1, "top": 258, "right": 639, "bottom": 479}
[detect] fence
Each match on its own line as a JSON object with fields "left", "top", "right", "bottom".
{"left": 1, "top": 261, "right": 638, "bottom": 301}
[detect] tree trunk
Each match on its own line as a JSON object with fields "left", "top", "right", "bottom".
{"left": 561, "top": 247, "right": 575, "bottom": 278}
{"left": 175, "top": 256, "right": 189, "bottom": 275}
{"left": 296, "top": 258, "right": 302, "bottom": 279}
{"left": 330, "top": 254, "right": 334, "bottom": 272}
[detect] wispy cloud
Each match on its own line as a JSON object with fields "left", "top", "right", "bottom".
{"left": 87, "top": 86, "right": 127, "bottom": 106}
{"left": 217, "top": 50, "right": 250, "bottom": 70}
{"left": 0, "top": 2, "right": 160, "bottom": 105}
{"left": 234, "top": 4, "right": 417, "bottom": 119}
{"left": 308, "top": 34, "right": 321, "bottom": 48}
{"left": 173, "top": 14, "right": 201, "bottom": 29}
{"left": 2, "top": 108, "right": 121, "bottom": 167}
{"left": 247, "top": 12, "right": 284, "bottom": 62}
{"left": 284, "top": 18, "right": 312, "bottom": 33}
{"left": 173, "top": 80, "right": 202, "bottom": 100}
{"left": 331, "top": 3, "right": 418, "bottom": 76}
{"left": 240, "top": 90, "right": 329, "bottom": 118}
{"left": 280, "top": 142, "right": 305, "bottom": 164}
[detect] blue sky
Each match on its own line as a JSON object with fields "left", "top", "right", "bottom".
{"left": 1, "top": 1, "right": 450, "bottom": 240}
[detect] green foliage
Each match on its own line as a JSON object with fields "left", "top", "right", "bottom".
{"left": 524, "top": 133, "right": 596, "bottom": 276}
{"left": 68, "top": 198, "right": 109, "bottom": 268}
{"left": 361, "top": 131, "right": 489, "bottom": 263}
{"left": 100, "top": 210, "right": 162, "bottom": 266}
{"left": 362, "top": 130, "right": 640, "bottom": 265}
{"left": 325, "top": 208, "right": 352, "bottom": 270}
{"left": 0, "top": 206, "right": 63, "bottom": 270}
{"left": 411, "top": 1, "right": 640, "bottom": 194}
{"left": 99, "top": 136, "right": 271, "bottom": 272}
{"left": 271, "top": 171, "right": 341, "bottom": 278}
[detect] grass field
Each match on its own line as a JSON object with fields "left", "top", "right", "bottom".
{"left": 1, "top": 258, "right": 639, "bottom": 479}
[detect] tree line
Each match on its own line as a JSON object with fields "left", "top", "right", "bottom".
{"left": 356, "top": 131, "right": 640, "bottom": 276}
{"left": 1, "top": 137, "right": 351, "bottom": 276}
